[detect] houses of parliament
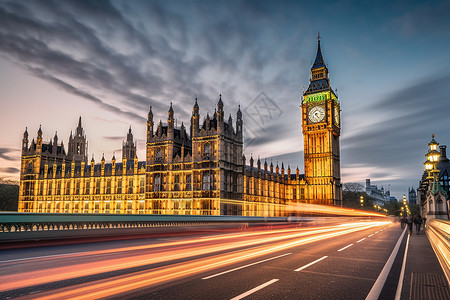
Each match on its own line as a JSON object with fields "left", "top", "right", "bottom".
{"left": 18, "top": 40, "right": 342, "bottom": 216}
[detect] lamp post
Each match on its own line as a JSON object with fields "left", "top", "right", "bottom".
{"left": 424, "top": 134, "right": 440, "bottom": 184}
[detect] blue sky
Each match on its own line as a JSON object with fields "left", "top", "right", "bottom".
{"left": 1, "top": 0, "right": 450, "bottom": 200}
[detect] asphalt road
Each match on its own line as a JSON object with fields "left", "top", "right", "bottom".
{"left": 0, "top": 219, "right": 403, "bottom": 299}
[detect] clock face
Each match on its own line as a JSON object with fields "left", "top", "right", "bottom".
{"left": 334, "top": 106, "right": 340, "bottom": 125}
{"left": 308, "top": 106, "right": 325, "bottom": 123}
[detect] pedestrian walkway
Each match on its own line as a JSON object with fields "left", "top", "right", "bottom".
{"left": 399, "top": 231, "right": 450, "bottom": 300}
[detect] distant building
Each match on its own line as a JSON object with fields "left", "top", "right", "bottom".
{"left": 365, "top": 179, "right": 390, "bottom": 206}
{"left": 408, "top": 186, "right": 417, "bottom": 205}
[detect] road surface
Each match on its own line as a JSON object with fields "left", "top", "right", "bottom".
{"left": 0, "top": 219, "right": 403, "bottom": 299}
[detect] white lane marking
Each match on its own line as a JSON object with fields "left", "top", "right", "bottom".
{"left": 356, "top": 238, "right": 366, "bottom": 243}
{"left": 337, "top": 244, "right": 353, "bottom": 252}
{"left": 365, "top": 227, "right": 407, "bottom": 300}
{"left": 394, "top": 233, "right": 410, "bottom": 300}
{"left": 202, "top": 253, "right": 291, "bottom": 280}
{"left": 368, "top": 234, "right": 374, "bottom": 237}
{"left": 375, "top": 231, "right": 379, "bottom": 234}
{"left": 230, "top": 279, "right": 279, "bottom": 300}
{"left": 294, "top": 256, "right": 328, "bottom": 272}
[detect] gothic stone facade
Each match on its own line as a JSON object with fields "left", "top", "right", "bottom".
{"left": 18, "top": 40, "right": 341, "bottom": 216}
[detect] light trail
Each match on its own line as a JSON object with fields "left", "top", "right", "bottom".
{"left": 286, "top": 202, "right": 386, "bottom": 217}
{"left": 5, "top": 221, "right": 390, "bottom": 299}
{"left": 0, "top": 225, "right": 325, "bottom": 265}
{"left": 0, "top": 223, "right": 376, "bottom": 291}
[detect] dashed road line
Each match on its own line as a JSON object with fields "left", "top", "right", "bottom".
{"left": 357, "top": 238, "right": 366, "bottom": 243}
{"left": 295, "top": 256, "right": 328, "bottom": 272}
{"left": 337, "top": 244, "right": 353, "bottom": 252}
{"left": 202, "top": 253, "right": 291, "bottom": 280}
{"left": 230, "top": 279, "right": 279, "bottom": 300}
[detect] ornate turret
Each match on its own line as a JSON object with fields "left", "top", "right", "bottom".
{"left": 22, "top": 127, "right": 28, "bottom": 152}
{"left": 191, "top": 97, "right": 200, "bottom": 138}
{"left": 90, "top": 155, "right": 95, "bottom": 176}
{"left": 101, "top": 153, "right": 105, "bottom": 176}
{"left": 217, "top": 94, "right": 224, "bottom": 122}
{"left": 236, "top": 105, "right": 243, "bottom": 138}
{"left": 147, "top": 106, "right": 154, "bottom": 142}
{"left": 123, "top": 126, "right": 136, "bottom": 160}
{"left": 36, "top": 125, "right": 43, "bottom": 153}
{"left": 112, "top": 153, "right": 116, "bottom": 175}
{"left": 68, "top": 117, "right": 87, "bottom": 163}
{"left": 53, "top": 132, "right": 58, "bottom": 155}
{"left": 168, "top": 102, "right": 174, "bottom": 130}
{"left": 76, "top": 116, "right": 83, "bottom": 136}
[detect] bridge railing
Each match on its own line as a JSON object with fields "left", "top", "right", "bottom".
{"left": 427, "top": 218, "right": 450, "bottom": 284}
{"left": 0, "top": 212, "right": 288, "bottom": 233}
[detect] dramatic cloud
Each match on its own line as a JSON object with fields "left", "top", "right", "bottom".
{"left": 103, "top": 136, "right": 127, "bottom": 141}
{"left": 0, "top": 167, "right": 20, "bottom": 174}
{"left": 0, "top": 148, "right": 19, "bottom": 161}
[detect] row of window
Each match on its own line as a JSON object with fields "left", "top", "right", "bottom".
{"left": 152, "top": 173, "right": 214, "bottom": 191}
{"left": 22, "top": 178, "right": 145, "bottom": 196}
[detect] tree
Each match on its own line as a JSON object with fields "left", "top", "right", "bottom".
{"left": 342, "top": 191, "right": 376, "bottom": 210}
{"left": 0, "top": 183, "right": 19, "bottom": 211}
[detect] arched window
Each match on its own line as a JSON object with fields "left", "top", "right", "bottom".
{"left": 75, "top": 181, "right": 80, "bottom": 195}
{"left": 47, "top": 182, "right": 52, "bottom": 195}
{"left": 437, "top": 199, "right": 444, "bottom": 212}
{"left": 204, "top": 143, "right": 210, "bottom": 158}
{"left": 156, "top": 148, "right": 162, "bottom": 161}
{"left": 154, "top": 174, "right": 161, "bottom": 191}
{"left": 128, "top": 179, "right": 133, "bottom": 194}
{"left": 174, "top": 175, "right": 180, "bottom": 191}
{"left": 186, "top": 174, "right": 192, "bottom": 191}
{"left": 203, "top": 172, "right": 214, "bottom": 190}
{"left": 106, "top": 180, "right": 111, "bottom": 194}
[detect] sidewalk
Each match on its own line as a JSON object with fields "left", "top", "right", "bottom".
{"left": 400, "top": 230, "right": 450, "bottom": 300}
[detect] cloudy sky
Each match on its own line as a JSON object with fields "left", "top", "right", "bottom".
{"left": 1, "top": 0, "right": 450, "bottom": 199}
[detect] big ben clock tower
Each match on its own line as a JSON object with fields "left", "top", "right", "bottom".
{"left": 302, "top": 36, "right": 342, "bottom": 206}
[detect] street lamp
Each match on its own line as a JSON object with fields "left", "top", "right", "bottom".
{"left": 360, "top": 195, "right": 364, "bottom": 207}
{"left": 424, "top": 134, "right": 440, "bottom": 182}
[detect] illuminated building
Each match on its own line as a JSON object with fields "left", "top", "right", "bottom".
{"left": 18, "top": 39, "right": 342, "bottom": 215}
{"left": 301, "top": 36, "right": 342, "bottom": 205}
{"left": 417, "top": 136, "right": 449, "bottom": 219}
